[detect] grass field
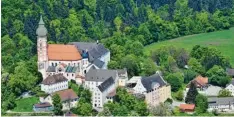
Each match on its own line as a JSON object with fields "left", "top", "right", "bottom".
{"left": 12, "top": 96, "right": 39, "bottom": 112}
{"left": 144, "top": 27, "right": 234, "bottom": 66}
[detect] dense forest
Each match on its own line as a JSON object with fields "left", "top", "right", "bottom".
{"left": 1, "top": 0, "right": 234, "bottom": 114}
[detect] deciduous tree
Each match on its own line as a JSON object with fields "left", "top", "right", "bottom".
{"left": 52, "top": 94, "right": 63, "bottom": 115}
{"left": 195, "top": 94, "right": 208, "bottom": 113}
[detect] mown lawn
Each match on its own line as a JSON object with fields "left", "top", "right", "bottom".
{"left": 144, "top": 27, "right": 234, "bottom": 66}
{"left": 12, "top": 96, "right": 39, "bottom": 112}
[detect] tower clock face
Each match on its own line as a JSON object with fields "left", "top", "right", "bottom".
{"left": 39, "top": 62, "right": 44, "bottom": 69}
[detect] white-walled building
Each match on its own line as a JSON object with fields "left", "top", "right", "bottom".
{"left": 36, "top": 16, "right": 110, "bottom": 80}
{"left": 225, "top": 80, "right": 234, "bottom": 96}
{"left": 41, "top": 74, "right": 68, "bottom": 94}
{"left": 84, "top": 69, "right": 118, "bottom": 109}
{"left": 208, "top": 97, "right": 234, "bottom": 112}
{"left": 126, "top": 73, "right": 171, "bottom": 107}
{"left": 40, "top": 89, "right": 78, "bottom": 111}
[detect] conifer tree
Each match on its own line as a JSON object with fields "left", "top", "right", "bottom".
{"left": 185, "top": 81, "right": 198, "bottom": 104}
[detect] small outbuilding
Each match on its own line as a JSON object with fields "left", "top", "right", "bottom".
{"left": 179, "top": 104, "right": 195, "bottom": 113}
{"left": 33, "top": 102, "right": 53, "bottom": 112}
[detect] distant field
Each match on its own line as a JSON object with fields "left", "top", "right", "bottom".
{"left": 12, "top": 96, "right": 39, "bottom": 112}
{"left": 144, "top": 27, "right": 234, "bottom": 66}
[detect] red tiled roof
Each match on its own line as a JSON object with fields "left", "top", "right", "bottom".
{"left": 48, "top": 44, "right": 82, "bottom": 61}
{"left": 194, "top": 75, "right": 208, "bottom": 86}
{"left": 179, "top": 104, "right": 195, "bottom": 110}
{"left": 54, "top": 89, "right": 78, "bottom": 102}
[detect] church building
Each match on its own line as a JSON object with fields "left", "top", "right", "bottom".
{"left": 36, "top": 16, "right": 110, "bottom": 81}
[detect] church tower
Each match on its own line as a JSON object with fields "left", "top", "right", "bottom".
{"left": 36, "top": 15, "right": 48, "bottom": 78}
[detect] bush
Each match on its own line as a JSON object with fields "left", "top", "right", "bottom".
{"left": 212, "top": 109, "right": 219, "bottom": 116}
{"left": 165, "top": 98, "right": 173, "bottom": 104}
{"left": 174, "top": 90, "right": 184, "bottom": 101}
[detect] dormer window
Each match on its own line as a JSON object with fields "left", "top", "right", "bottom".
{"left": 58, "top": 68, "right": 62, "bottom": 72}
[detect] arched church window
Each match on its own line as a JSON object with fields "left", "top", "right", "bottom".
{"left": 52, "top": 63, "right": 54, "bottom": 66}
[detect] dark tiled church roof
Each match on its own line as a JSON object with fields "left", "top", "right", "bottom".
{"left": 69, "top": 42, "right": 109, "bottom": 62}
{"left": 42, "top": 74, "right": 68, "bottom": 85}
{"left": 93, "top": 59, "right": 105, "bottom": 68}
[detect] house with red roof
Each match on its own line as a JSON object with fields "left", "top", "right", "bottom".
{"left": 40, "top": 89, "right": 78, "bottom": 111}
{"left": 179, "top": 104, "right": 195, "bottom": 113}
{"left": 186, "top": 75, "right": 209, "bottom": 91}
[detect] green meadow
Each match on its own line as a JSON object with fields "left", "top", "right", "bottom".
{"left": 12, "top": 96, "right": 39, "bottom": 112}
{"left": 144, "top": 27, "right": 234, "bottom": 66}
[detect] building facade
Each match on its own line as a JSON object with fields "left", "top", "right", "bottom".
{"left": 40, "top": 89, "right": 78, "bottom": 111}
{"left": 84, "top": 69, "right": 118, "bottom": 109}
{"left": 41, "top": 74, "right": 68, "bottom": 94}
{"left": 225, "top": 80, "right": 234, "bottom": 96}
{"left": 208, "top": 97, "right": 234, "bottom": 112}
{"left": 36, "top": 16, "right": 110, "bottom": 80}
{"left": 126, "top": 73, "right": 171, "bottom": 107}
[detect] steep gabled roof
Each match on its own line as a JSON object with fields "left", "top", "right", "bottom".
{"left": 69, "top": 42, "right": 109, "bottom": 62}
{"left": 47, "top": 44, "right": 82, "bottom": 61}
{"left": 54, "top": 89, "right": 78, "bottom": 102}
{"left": 179, "top": 104, "right": 195, "bottom": 110}
{"left": 141, "top": 73, "right": 167, "bottom": 92}
{"left": 42, "top": 74, "right": 68, "bottom": 85}
{"left": 98, "top": 77, "right": 115, "bottom": 92}
{"left": 93, "top": 59, "right": 105, "bottom": 68}
{"left": 194, "top": 75, "right": 208, "bottom": 86}
{"left": 85, "top": 69, "right": 117, "bottom": 82}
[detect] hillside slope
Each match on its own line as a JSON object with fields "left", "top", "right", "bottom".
{"left": 145, "top": 27, "right": 234, "bottom": 66}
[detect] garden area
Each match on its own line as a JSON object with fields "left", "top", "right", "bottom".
{"left": 12, "top": 96, "right": 39, "bottom": 112}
